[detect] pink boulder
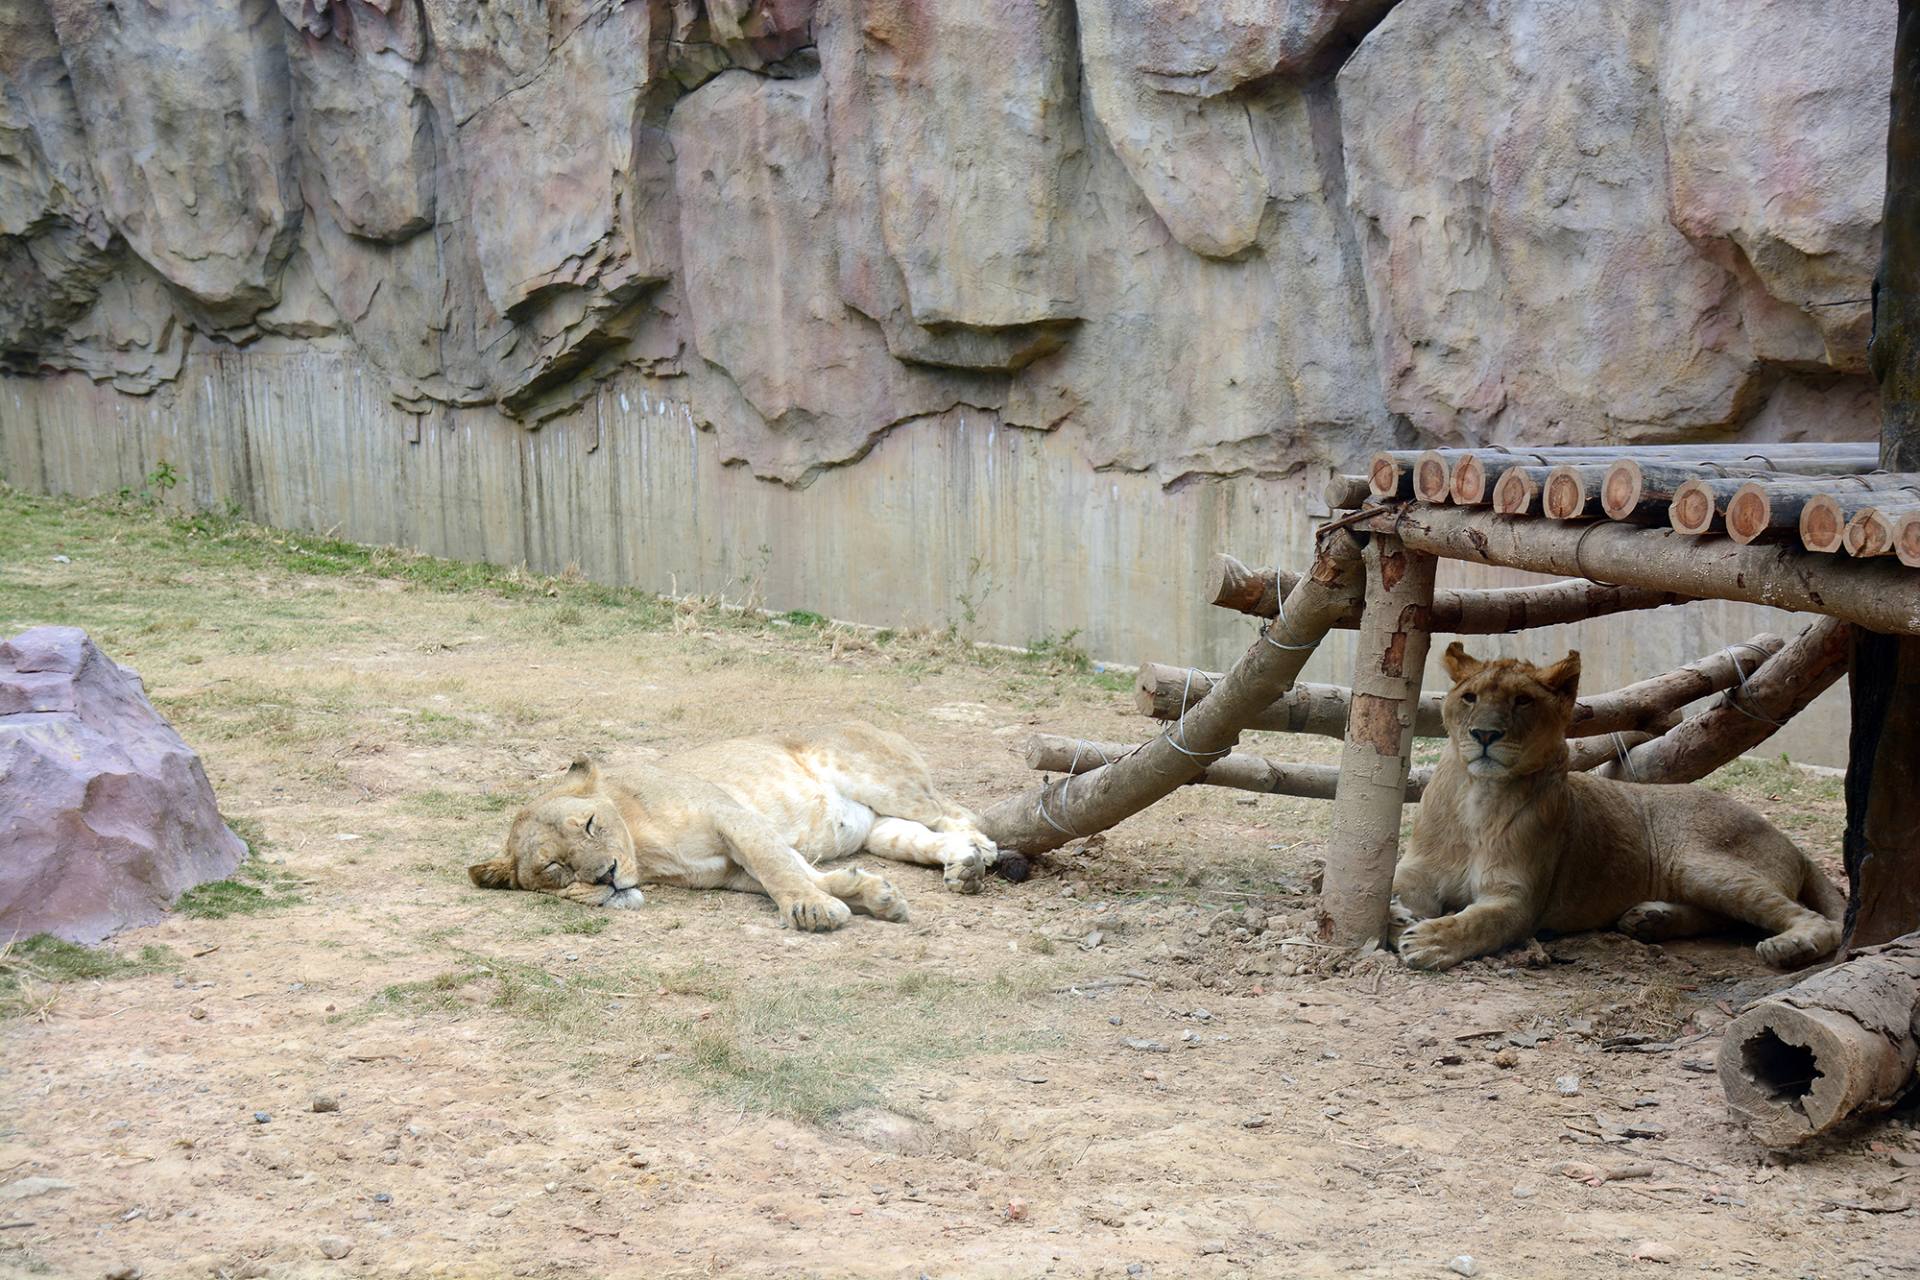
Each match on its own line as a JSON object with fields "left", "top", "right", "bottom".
{"left": 0, "top": 627, "right": 245, "bottom": 944}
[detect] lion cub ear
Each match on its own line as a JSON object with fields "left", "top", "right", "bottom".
{"left": 564, "top": 755, "right": 601, "bottom": 790}
{"left": 468, "top": 856, "right": 516, "bottom": 890}
{"left": 1540, "top": 650, "right": 1582, "bottom": 698}
{"left": 1442, "top": 641, "right": 1484, "bottom": 683}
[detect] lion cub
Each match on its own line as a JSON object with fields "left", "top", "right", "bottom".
{"left": 1390, "top": 643, "right": 1842, "bottom": 972}
{"left": 468, "top": 722, "right": 998, "bottom": 932}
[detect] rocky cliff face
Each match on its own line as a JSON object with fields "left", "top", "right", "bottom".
{"left": 0, "top": 0, "right": 1894, "bottom": 486}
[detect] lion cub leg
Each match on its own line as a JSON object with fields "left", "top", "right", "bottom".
{"left": 1678, "top": 874, "right": 1839, "bottom": 970}
{"left": 864, "top": 818, "right": 993, "bottom": 895}
{"left": 811, "top": 866, "right": 912, "bottom": 923}
{"left": 1617, "top": 902, "right": 1728, "bottom": 943}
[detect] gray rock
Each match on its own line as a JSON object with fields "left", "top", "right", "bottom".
{"left": 0, "top": 1176, "right": 73, "bottom": 1201}
{"left": 318, "top": 1235, "right": 352, "bottom": 1259}
{"left": 0, "top": 627, "right": 246, "bottom": 944}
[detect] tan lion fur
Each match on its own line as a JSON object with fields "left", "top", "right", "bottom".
{"left": 1390, "top": 643, "right": 1843, "bottom": 972}
{"left": 468, "top": 722, "right": 998, "bottom": 932}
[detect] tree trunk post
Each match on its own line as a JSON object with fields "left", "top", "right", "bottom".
{"left": 1848, "top": 0, "right": 1920, "bottom": 949}
{"left": 1319, "top": 535, "right": 1437, "bottom": 947}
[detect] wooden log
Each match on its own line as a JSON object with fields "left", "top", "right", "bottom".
{"left": 1460, "top": 445, "right": 1880, "bottom": 510}
{"left": 1845, "top": 0, "right": 1920, "bottom": 949}
{"left": 1541, "top": 465, "right": 1615, "bottom": 520}
{"left": 977, "top": 532, "right": 1367, "bottom": 854}
{"left": 1367, "top": 452, "right": 1421, "bottom": 500}
{"left": 1564, "top": 730, "right": 1659, "bottom": 773}
{"left": 1726, "top": 475, "right": 1920, "bottom": 546}
{"left": 1204, "top": 553, "right": 1692, "bottom": 630}
{"left": 1600, "top": 460, "right": 1864, "bottom": 522}
{"left": 1133, "top": 664, "right": 1447, "bottom": 738}
{"left": 1797, "top": 490, "right": 1920, "bottom": 553}
{"left": 1593, "top": 618, "right": 1851, "bottom": 785}
{"left": 1717, "top": 931, "right": 1920, "bottom": 1147}
{"left": 1570, "top": 635, "right": 1784, "bottom": 739}
{"left": 1491, "top": 466, "right": 1545, "bottom": 515}
{"left": 1900, "top": 509, "right": 1920, "bottom": 568}
{"left": 1363, "top": 505, "right": 1920, "bottom": 636}
{"left": 1023, "top": 734, "right": 1434, "bottom": 801}
{"left": 1413, "top": 451, "right": 1454, "bottom": 504}
{"left": 1321, "top": 535, "right": 1437, "bottom": 947}
{"left": 1325, "top": 474, "right": 1372, "bottom": 511}
{"left": 1844, "top": 501, "right": 1920, "bottom": 558}
{"left": 1668, "top": 477, "right": 1756, "bottom": 536}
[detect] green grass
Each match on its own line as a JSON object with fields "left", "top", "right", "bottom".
{"left": 173, "top": 820, "right": 304, "bottom": 920}
{"left": 0, "top": 936, "right": 176, "bottom": 1020}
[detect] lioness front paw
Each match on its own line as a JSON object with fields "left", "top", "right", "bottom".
{"left": 1386, "top": 897, "right": 1418, "bottom": 946}
{"left": 941, "top": 833, "right": 993, "bottom": 894}
{"left": 1397, "top": 917, "right": 1471, "bottom": 972}
{"left": 785, "top": 895, "right": 853, "bottom": 933}
{"left": 603, "top": 887, "right": 647, "bottom": 910}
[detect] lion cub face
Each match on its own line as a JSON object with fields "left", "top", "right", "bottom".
{"left": 467, "top": 758, "right": 645, "bottom": 907}
{"left": 1440, "top": 643, "right": 1581, "bottom": 781}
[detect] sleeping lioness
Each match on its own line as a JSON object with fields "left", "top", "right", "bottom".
{"left": 1389, "top": 644, "right": 1843, "bottom": 972}
{"left": 468, "top": 722, "right": 998, "bottom": 931}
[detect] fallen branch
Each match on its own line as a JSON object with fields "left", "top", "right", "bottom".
{"left": 1717, "top": 930, "right": 1920, "bottom": 1147}
{"left": 1205, "top": 554, "right": 1693, "bottom": 631}
{"left": 977, "top": 532, "right": 1366, "bottom": 853}
{"left": 1592, "top": 617, "right": 1851, "bottom": 784}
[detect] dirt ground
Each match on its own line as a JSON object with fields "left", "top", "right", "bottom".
{"left": 1, "top": 490, "right": 1916, "bottom": 1280}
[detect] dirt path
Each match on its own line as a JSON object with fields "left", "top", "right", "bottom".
{"left": 1, "top": 493, "right": 1916, "bottom": 1280}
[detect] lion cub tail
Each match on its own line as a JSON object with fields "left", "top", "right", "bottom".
{"left": 1799, "top": 860, "right": 1847, "bottom": 922}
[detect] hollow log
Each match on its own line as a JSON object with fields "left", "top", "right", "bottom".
{"left": 1363, "top": 505, "right": 1920, "bottom": 636}
{"left": 1727, "top": 475, "right": 1920, "bottom": 546}
{"left": 1491, "top": 466, "right": 1546, "bottom": 515}
{"left": 1022, "top": 734, "right": 1434, "bottom": 802}
{"left": 1325, "top": 474, "right": 1373, "bottom": 511}
{"left": 1204, "top": 554, "right": 1692, "bottom": 631}
{"left": 1592, "top": 617, "right": 1851, "bottom": 784}
{"left": 977, "top": 531, "right": 1366, "bottom": 854}
{"left": 1321, "top": 535, "right": 1437, "bottom": 947}
{"left": 1716, "top": 931, "right": 1920, "bottom": 1147}
{"left": 1845, "top": 501, "right": 1920, "bottom": 558}
{"left": 1133, "top": 664, "right": 1447, "bottom": 738}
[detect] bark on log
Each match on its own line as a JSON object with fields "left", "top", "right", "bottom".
{"left": 1570, "top": 635, "right": 1784, "bottom": 739}
{"left": 1363, "top": 505, "right": 1920, "bottom": 636}
{"left": 1593, "top": 618, "right": 1851, "bottom": 784}
{"left": 1727, "top": 476, "right": 1920, "bottom": 546}
{"left": 1848, "top": 0, "right": 1920, "bottom": 950}
{"left": 977, "top": 531, "right": 1367, "bottom": 854}
{"left": 1844, "top": 501, "right": 1920, "bottom": 558}
{"left": 1717, "top": 931, "right": 1920, "bottom": 1147}
{"left": 1204, "top": 554, "right": 1692, "bottom": 630}
{"left": 1022, "top": 734, "right": 1434, "bottom": 801}
{"left": 1133, "top": 664, "right": 1447, "bottom": 738}
{"left": 1325, "top": 474, "right": 1373, "bottom": 511}
{"left": 1321, "top": 535, "right": 1436, "bottom": 946}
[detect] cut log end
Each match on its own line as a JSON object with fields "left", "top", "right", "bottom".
{"left": 1718, "top": 1007, "right": 1864, "bottom": 1147}
{"left": 1800, "top": 495, "right": 1847, "bottom": 553}
{"left": 1368, "top": 454, "right": 1402, "bottom": 499}
{"left": 1602, "top": 460, "right": 1644, "bottom": 521}
{"left": 1898, "top": 511, "right": 1920, "bottom": 568}
{"left": 1845, "top": 510, "right": 1897, "bottom": 558}
{"left": 1726, "top": 484, "right": 1772, "bottom": 545}
{"left": 1543, "top": 467, "right": 1587, "bottom": 520}
{"left": 1492, "top": 468, "right": 1537, "bottom": 516}
{"left": 1413, "top": 452, "right": 1452, "bottom": 504}
{"left": 1451, "top": 455, "right": 1489, "bottom": 505}
{"left": 1669, "top": 480, "right": 1717, "bottom": 535}
{"left": 1325, "top": 474, "right": 1371, "bottom": 510}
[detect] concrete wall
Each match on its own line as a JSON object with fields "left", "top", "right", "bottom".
{"left": 0, "top": 349, "right": 1850, "bottom": 766}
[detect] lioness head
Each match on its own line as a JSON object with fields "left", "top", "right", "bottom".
{"left": 467, "top": 757, "right": 645, "bottom": 907}
{"left": 1440, "top": 643, "right": 1581, "bottom": 781}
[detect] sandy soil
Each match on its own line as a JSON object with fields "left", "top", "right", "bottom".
{"left": 1, "top": 494, "right": 1916, "bottom": 1280}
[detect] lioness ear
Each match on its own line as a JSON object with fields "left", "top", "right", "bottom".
{"left": 468, "top": 856, "right": 516, "bottom": 890}
{"left": 564, "top": 755, "right": 600, "bottom": 789}
{"left": 1442, "top": 641, "right": 1484, "bottom": 682}
{"left": 1541, "top": 650, "right": 1582, "bottom": 698}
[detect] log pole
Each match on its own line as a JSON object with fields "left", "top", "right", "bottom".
{"left": 1717, "top": 931, "right": 1920, "bottom": 1146}
{"left": 1844, "top": 501, "right": 1920, "bottom": 558}
{"left": 1320, "top": 536, "right": 1437, "bottom": 947}
{"left": 976, "top": 531, "right": 1367, "bottom": 854}
{"left": 1325, "top": 474, "right": 1373, "bottom": 511}
{"left": 1133, "top": 665, "right": 1446, "bottom": 738}
{"left": 1541, "top": 465, "right": 1614, "bottom": 520}
{"left": 1491, "top": 466, "right": 1545, "bottom": 516}
{"left": 1728, "top": 476, "right": 1920, "bottom": 546}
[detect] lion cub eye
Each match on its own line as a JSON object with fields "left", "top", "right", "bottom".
{"left": 584, "top": 814, "right": 598, "bottom": 838}
{"left": 1513, "top": 694, "right": 1534, "bottom": 709}
{"left": 1460, "top": 692, "right": 1477, "bottom": 704}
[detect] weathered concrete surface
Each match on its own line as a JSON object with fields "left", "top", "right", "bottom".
{"left": 0, "top": 352, "right": 1853, "bottom": 765}
{"left": 0, "top": 626, "right": 247, "bottom": 945}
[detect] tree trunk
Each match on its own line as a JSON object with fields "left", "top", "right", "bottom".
{"left": 1320, "top": 536, "right": 1437, "bottom": 947}
{"left": 977, "top": 531, "right": 1366, "bottom": 854}
{"left": 1363, "top": 506, "right": 1920, "bottom": 636}
{"left": 1847, "top": 0, "right": 1920, "bottom": 950}
{"left": 1592, "top": 618, "right": 1851, "bottom": 785}
{"left": 1716, "top": 931, "right": 1920, "bottom": 1147}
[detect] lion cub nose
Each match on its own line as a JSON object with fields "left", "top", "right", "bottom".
{"left": 1469, "top": 728, "right": 1505, "bottom": 748}
{"left": 595, "top": 864, "right": 618, "bottom": 887}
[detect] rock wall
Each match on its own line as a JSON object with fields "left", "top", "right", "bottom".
{"left": 1, "top": 0, "right": 1894, "bottom": 487}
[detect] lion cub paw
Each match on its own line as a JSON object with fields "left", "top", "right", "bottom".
{"left": 785, "top": 895, "right": 853, "bottom": 933}
{"left": 1756, "top": 923, "right": 1838, "bottom": 971}
{"left": 857, "top": 873, "right": 912, "bottom": 923}
{"left": 1397, "top": 917, "right": 1471, "bottom": 972}
{"left": 603, "top": 887, "right": 647, "bottom": 911}
{"left": 941, "top": 834, "right": 993, "bottom": 895}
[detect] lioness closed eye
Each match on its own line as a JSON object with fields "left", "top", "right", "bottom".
{"left": 1389, "top": 643, "right": 1842, "bottom": 972}
{"left": 468, "top": 722, "right": 999, "bottom": 932}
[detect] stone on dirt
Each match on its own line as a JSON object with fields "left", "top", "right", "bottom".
{"left": 318, "top": 1235, "right": 352, "bottom": 1259}
{"left": 0, "top": 627, "right": 246, "bottom": 944}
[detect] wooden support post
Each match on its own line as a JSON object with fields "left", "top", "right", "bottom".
{"left": 977, "top": 532, "right": 1367, "bottom": 854}
{"left": 1848, "top": 0, "right": 1920, "bottom": 949}
{"left": 1717, "top": 931, "right": 1920, "bottom": 1146}
{"left": 1320, "top": 535, "right": 1437, "bottom": 947}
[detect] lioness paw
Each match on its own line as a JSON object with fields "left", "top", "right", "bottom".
{"left": 786, "top": 896, "right": 853, "bottom": 933}
{"left": 940, "top": 834, "right": 990, "bottom": 894}
{"left": 1756, "top": 924, "right": 1837, "bottom": 971}
{"left": 604, "top": 887, "right": 646, "bottom": 910}
{"left": 1397, "top": 918, "right": 1469, "bottom": 972}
